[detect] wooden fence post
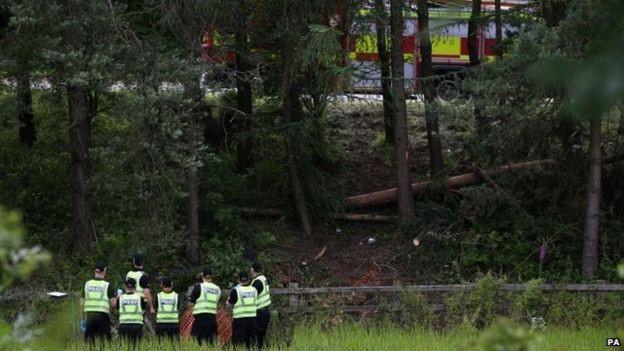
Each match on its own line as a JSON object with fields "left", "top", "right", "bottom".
{"left": 288, "top": 282, "right": 299, "bottom": 309}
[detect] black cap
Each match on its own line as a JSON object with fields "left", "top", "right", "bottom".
{"left": 251, "top": 262, "right": 263, "bottom": 273}
{"left": 126, "top": 278, "right": 137, "bottom": 289}
{"left": 202, "top": 267, "right": 212, "bottom": 277}
{"left": 132, "top": 254, "right": 144, "bottom": 267}
{"left": 94, "top": 261, "right": 107, "bottom": 272}
{"left": 238, "top": 271, "right": 250, "bottom": 282}
{"left": 160, "top": 277, "right": 172, "bottom": 288}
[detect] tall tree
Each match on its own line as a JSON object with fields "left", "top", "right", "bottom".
{"left": 233, "top": 2, "right": 255, "bottom": 172}
{"left": 494, "top": 0, "right": 503, "bottom": 59}
{"left": 67, "top": 87, "right": 96, "bottom": 254}
{"left": 374, "top": 0, "right": 394, "bottom": 144}
{"left": 582, "top": 118, "right": 602, "bottom": 278}
{"left": 467, "top": 0, "right": 482, "bottom": 66}
{"left": 0, "top": 7, "right": 36, "bottom": 147}
{"left": 390, "top": 0, "right": 414, "bottom": 221}
{"left": 283, "top": 77, "right": 313, "bottom": 236}
{"left": 16, "top": 62, "right": 36, "bottom": 147}
{"left": 158, "top": 0, "right": 212, "bottom": 264}
{"left": 417, "top": 0, "right": 444, "bottom": 176}
{"left": 9, "top": 0, "right": 129, "bottom": 254}
{"left": 468, "top": 0, "right": 486, "bottom": 134}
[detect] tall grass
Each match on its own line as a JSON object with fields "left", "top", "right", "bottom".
{"left": 28, "top": 323, "right": 616, "bottom": 351}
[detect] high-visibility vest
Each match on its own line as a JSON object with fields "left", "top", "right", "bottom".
{"left": 84, "top": 279, "right": 110, "bottom": 314}
{"left": 156, "top": 291, "right": 179, "bottom": 323}
{"left": 232, "top": 285, "right": 257, "bottom": 319}
{"left": 252, "top": 275, "right": 271, "bottom": 309}
{"left": 126, "top": 271, "right": 145, "bottom": 295}
{"left": 193, "top": 282, "right": 220, "bottom": 315}
{"left": 119, "top": 293, "right": 144, "bottom": 325}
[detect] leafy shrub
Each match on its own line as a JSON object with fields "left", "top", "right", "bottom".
{"left": 512, "top": 279, "right": 547, "bottom": 324}
{"left": 545, "top": 292, "right": 601, "bottom": 329}
{"left": 444, "top": 274, "right": 508, "bottom": 329}
{"left": 398, "top": 290, "right": 436, "bottom": 328}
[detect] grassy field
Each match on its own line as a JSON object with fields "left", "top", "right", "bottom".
{"left": 31, "top": 323, "right": 618, "bottom": 351}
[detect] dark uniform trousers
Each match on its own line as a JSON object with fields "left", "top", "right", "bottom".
{"left": 232, "top": 317, "right": 256, "bottom": 349}
{"left": 118, "top": 324, "right": 143, "bottom": 346}
{"left": 85, "top": 312, "right": 111, "bottom": 344}
{"left": 192, "top": 313, "right": 217, "bottom": 345}
{"left": 156, "top": 323, "right": 179, "bottom": 341}
{"left": 256, "top": 308, "right": 271, "bottom": 348}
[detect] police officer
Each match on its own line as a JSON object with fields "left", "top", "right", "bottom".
{"left": 117, "top": 278, "right": 146, "bottom": 346}
{"left": 155, "top": 277, "right": 180, "bottom": 341}
{"left": 187, "top": 268, "right": 221, "bottom": 345}
{"left": 227, "top": 271, "right": 257, "bottom": 349}
{"left": 81, "top": 261, "right": 117, "bottom": 345}
{"left": 126, "top": 254, "right": 155, "bottom": 315}
{"left": 251, "top": 262, "right": 271, "bottom": 348}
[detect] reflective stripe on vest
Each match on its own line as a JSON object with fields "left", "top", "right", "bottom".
{"left": 233, "top": 285, "right": 257, "bottom": 319}
{"left": 126, "top": 271, "right": 145, "bottom": 295}
{"left": 252, "top": 275, "right": 271, "bottom": 309}
{"left": 119, "top": 293, "right": 144, "bottom": 325}
{"left": 156, "top": 291, "right": 179, "bottom": 323}
{"left": 84, "top": 279, "right": 110, "bottom": 314}
{"left": 193, "top": 282, "right": 220, "bottom": 315}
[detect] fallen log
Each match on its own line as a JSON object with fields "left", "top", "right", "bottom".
{"left": 234, "top": 207, "right": 397, "bottom": 222}
{"left": 345, "top": 159, "right": 556, "bottom": 208}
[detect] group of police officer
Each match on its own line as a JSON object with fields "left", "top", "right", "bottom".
{"left": 81, "top": 255, "right": 272, "bottom": 349}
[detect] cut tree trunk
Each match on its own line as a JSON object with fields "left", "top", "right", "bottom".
{"left": 234, "top": 207, "right": 396, "bottom": 223}
{"left": 494, "top": 0, "right": 503, "bottom": 59}
{"left": 67, "top": 85, "right": 94, "bottom": 254}
{"left": 284, "top": 82, "right": 313, "bottom": 236}
{"left": 17, "top": 69, "right": 36, "bottom": 147}
{"left": 417, "top": 0, "right": 444, "bottom": 176}
{"left": 390, "top": 0, "right": 415, "bottom": 222}
{"left": 346, "top": 159, "right": 555, "bottom": 208}
{"left": 235, "top": 3, "right": 255, "bottom": 172}
{"left": 582, "top": 119, "right": 602, "bottom": 278}
{"left": 374, "top": 0, "right": 394, "bottom": 144}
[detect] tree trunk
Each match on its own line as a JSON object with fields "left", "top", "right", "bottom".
{"left": 374, "top": 0, "right": 394, "bottom": 144}
{"left": 17, "top": 69, "right": 36, "bottom": 147}
{"left": 345, "top": 159, "right": 555, "bottom": 208}
{"left": 494, "top": 0, "right": 503, "bottom": 59}
{"left": 67, "top": 85, "right": 94, "bottom": 255}
{"left": 283, "top": 82, "right": 313, "bottom": 236}
{"left": 468, "top": 0, "right": 482, "bottom": 66}
{"left": 235, "top": 3, "right": 255, "bottom": 172}
{"left": 557, "top": 118, "right": 584, "bottom": 220}
{"left": 183, "top": 80, "right": 202, "bottom": 265}
{"left": 582, "top": 118, "right": 602, "bottom": 278}
{"left": 390, "top": 0, "right": 415, "bottom": 221}
{"left": 417, "top": 0, "right": 444, "bottom": 177}
{"left": 468, "top": 0, "right": 486, "bottom": 134}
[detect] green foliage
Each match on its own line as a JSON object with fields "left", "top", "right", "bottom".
{"left": 398, "top": 290, "right": 436, "bottom": 328}
{"left": 0, "top": 206, "right": 50, "bottom": 349}
{"left": 467, "top": 319, "right": 541, "bottom": 351}
{"left": 468, "top": 274, "right": 507, "bottom": 328}
{"left": 530, "top": 0, "right": 624, "bottom": 120}
{"left": 545, "top": 292, "right": 602, "bottom": 329}
{"left": 512, "top": 279, "right": 547, "bottom": 325}
{"left": 0, "top": 206, "right": 49, "bottom": 290}
{"left": 445, "top": 274, "right": 507, "bottom": 329}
